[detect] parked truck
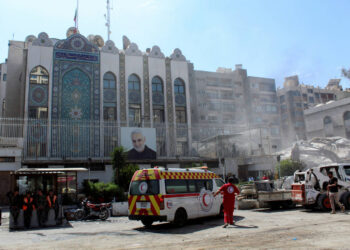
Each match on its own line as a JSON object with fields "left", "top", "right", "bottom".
{"left": 292, "top": 163, "right": 350, "bottom": 210}
{"left": 255, "top": 180, "right": 295, "bottom": 209}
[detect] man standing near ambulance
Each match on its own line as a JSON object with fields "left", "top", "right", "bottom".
{"left": 214, "top": 176, "right": 240, "bottom": 228}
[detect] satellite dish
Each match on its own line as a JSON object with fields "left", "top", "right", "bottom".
{"left": 94, "top": 35, "right": 104, "bottom": 47}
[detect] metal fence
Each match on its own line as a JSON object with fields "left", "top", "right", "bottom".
{"left": 0, "top": 118, "right": 281, "bottom": 160}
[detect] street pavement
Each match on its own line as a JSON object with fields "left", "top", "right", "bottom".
{"left": 0, "top": 207, "right": 349, "bottom": 249}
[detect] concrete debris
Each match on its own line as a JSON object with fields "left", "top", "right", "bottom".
{"left": 278, "top": 137, "right": 350, "bottom": 169}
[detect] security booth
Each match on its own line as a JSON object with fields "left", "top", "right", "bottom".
{"left": 9, "top": 168, "right": 87, "bottom": 229}
{"left": 10, "top": 168, "right": 87, "bottom": 203}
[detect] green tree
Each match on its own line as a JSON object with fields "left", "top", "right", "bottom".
{"left": 119, "top": 163, "right": 139, "bottom": 191}
{"left": 111, "top": 146, "right": 139, "bottom": 200}
{"left": 82, "top": 181, "right": 123, "bottom": 202}
{"left": 111, "top": 146, "right": 128, "bottom": 185}
{"left": 276, "top": 159, "right": 303, "bottom": 177}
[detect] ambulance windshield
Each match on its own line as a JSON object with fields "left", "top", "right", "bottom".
{"left": 129, "top": 180, "right": 159, "bottom": 195}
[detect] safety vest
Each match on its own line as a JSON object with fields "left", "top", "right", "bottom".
{"left": 23, "top": 197, "right": 35, "bottom": 211}
{"left": 47, "top": 195, "right": 57, "bottom": 208}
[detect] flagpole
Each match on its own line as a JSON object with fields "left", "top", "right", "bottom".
{"left": 77, "top": 0, "right": 79, "bottom": 32}
{"left": 106, "top": 0, "right": 111, "bottom": 41}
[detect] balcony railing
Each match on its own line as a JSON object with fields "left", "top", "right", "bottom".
{"left": 0, "top": 118, "right": 281, "bottom": 160}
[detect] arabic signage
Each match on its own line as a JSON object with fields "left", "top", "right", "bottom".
{"left": 54, "top": 51, "right": 99, "bottom": 63}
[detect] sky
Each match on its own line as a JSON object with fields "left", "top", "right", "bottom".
{"left": 0, "top": 0, "right": 349, "bottom": 88}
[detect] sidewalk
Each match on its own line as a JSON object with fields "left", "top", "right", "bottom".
{"left": 0, "top": 209, "right": 9, "bottom": 229}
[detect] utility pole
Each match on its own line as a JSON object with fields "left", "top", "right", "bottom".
{"left": 105, "top": 0, "right": 111, "bottom": 41}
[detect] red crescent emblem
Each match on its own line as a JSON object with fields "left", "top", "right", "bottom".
{"left": 202, "top": 194, "right": 208, "bottom": 207}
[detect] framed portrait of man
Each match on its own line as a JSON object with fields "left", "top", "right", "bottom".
{"left": 121, "top": 127, "right": 157, "bottom": 160}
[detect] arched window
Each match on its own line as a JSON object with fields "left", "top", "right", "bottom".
{"left": 174, "top": 78, "right": 185, "bottom": 94}
{"left": 324, "top": 116, "right": 333, "bottom": 137}
{"left": 103, "top": 72, "right": 116, "bottom": 89}
{"left": 27, "top": 66, "right": 49, "bottom": 157}
{"left": 30, "top": 66, "right": 49, "bottom": 84}
{"left": 152, "top": 76, "right": 164, "bottom": 123}
{"left": 128, "top": 74, "right": 140, "bottom": 91}
{"left": 152, "top": 76, "right": 163, "bottom": 93}
{"left": 344, "top": 111, "right": 350, "bottom": 139}
{"left": 174, "top": 78, "right": 186, "bottom": 124}
{"left": 103, "top": 72, "right": 117, "bottom": 120}
{"left": 128, "top": 74, "right": 141, "bottom": 125}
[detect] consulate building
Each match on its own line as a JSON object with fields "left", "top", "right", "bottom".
{"left": 2, "top": 28, "right": 194, "bottom": 172}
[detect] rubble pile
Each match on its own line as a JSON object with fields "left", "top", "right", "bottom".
{"left": 279, "top": 137, "right": 350, "bottom": 169}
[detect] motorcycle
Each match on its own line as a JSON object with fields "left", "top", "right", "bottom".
{"left": 74, "top": 199, "right": 111, "bottom": 221}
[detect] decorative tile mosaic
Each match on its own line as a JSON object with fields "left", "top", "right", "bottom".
{"left": 165, "top": 58, "right": 175, "bottom": 155}
{"left": 29, "top": 84, "right": 48, "bottom": 107}
{"left": 119, "top": 53, "right": 126, "bottom": 122}
{"left": 51, "top": 34, "right": 100, "bottom": 157}
{"left": 143, "top": 55, "right": 150, "bottom": 126}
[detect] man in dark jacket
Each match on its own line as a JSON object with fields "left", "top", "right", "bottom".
{"left": 35, "top": 189, "right": 46, "bottom": 226}
{"left": 7, "top": 190, "right": 21, "bottom": 226}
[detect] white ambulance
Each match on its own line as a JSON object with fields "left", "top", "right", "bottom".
{"left": 128, "top": 167, "right": 225, "bottom": 227}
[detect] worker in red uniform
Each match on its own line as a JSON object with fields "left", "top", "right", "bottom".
{"left": 214, "top": 176, "right": 240, "bottom": 228}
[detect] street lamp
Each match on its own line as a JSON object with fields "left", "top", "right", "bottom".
{"left": 276, "top": 154, "right": 281, "bottom": 179}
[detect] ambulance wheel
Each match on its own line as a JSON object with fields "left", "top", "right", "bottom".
{"left": 141, "top": 218, "right": 154, "bottom": 228}
{"left": 173, "top": 208, "right": 187, "bottom": 227}
{"left": 317, "top": 194, "right": 331, "bottom": 211}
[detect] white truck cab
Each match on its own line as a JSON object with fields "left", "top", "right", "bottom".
{"left": 292, "top": 163, "right": 350, "bottom": 210}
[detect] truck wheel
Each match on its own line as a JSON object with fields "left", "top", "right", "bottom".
{"left": 270, "top": 202, "right": 280, "bottom": 210}
{"left": 341, "top": 192, "right": 350, "bottom": 209}
{"left": 303, "top": 204, "right": 315, "bottom": 210}
{"left": 281, "top": 200, "right": 296, "bottom": 209}
{"left": 173, "top": 208, "right": 187, "bottom": 227}
{"left": 141, "top": 218, "right": 154, "bottom": 228}
{"left": 317, "top": 194, "right": 331, "bottom": 211}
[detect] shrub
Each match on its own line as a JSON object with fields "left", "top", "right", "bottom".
{"left": 82, "top": 181, "right": 124, "bottom": 202}
{"left": 111, "top": 146, "right": 139, "bottom": 200}
{"left": 276, "top": 159, "right": 303, "bottom": 177}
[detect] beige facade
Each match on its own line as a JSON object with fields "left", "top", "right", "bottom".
{"left": 304, "top": 97, "right": 350, "bottom": 140}
{"left": 277, "top": 75, "right": 350, "bottom": 147}
{"left": 191, "top": 65, "right": 281, "bottom": 157}
{"left": 0, "top": 63, "right": 7, "bottom": 117}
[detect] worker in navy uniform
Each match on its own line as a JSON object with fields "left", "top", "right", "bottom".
{"left": 35, "top": 189, "right": 46, "bottom": 226}
{"left": 127, "top": 129, "right": 156, "bottom": 160}
{"left": 7, "top": 190, "right": 21, "bottom": 226}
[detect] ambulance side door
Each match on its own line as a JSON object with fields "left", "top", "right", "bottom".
{"left": 196, "top": 179, "right": 217, "bottom": 217}
{"left": 213, "top": 179, "right": 224, "bottom": 214}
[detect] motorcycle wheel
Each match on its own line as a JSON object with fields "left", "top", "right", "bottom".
{"left": 99, "top": 208, "right": 109, "bottom": 220}
{"left": 75, "top": 209, "right": 85, "bottom": 221}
